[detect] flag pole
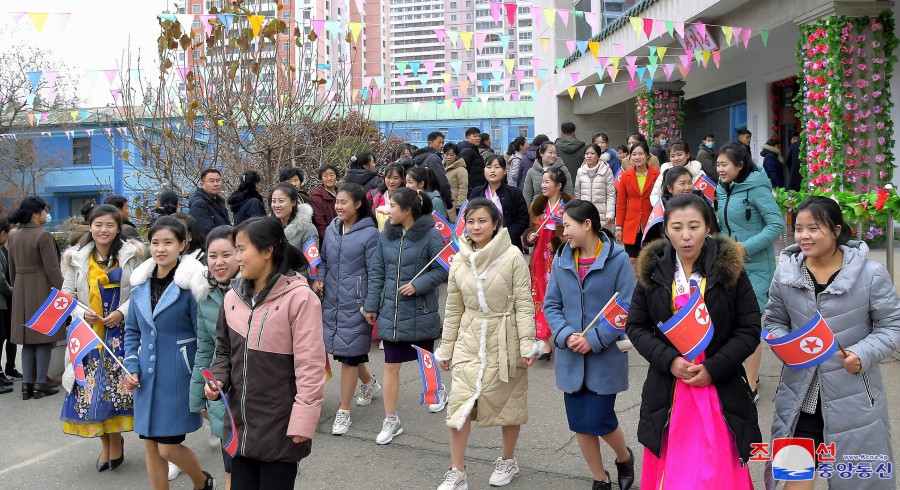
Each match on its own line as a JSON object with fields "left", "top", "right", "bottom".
{"left": 534, "top": 200, "right": 561, "bottom": 233}
{"left": 837, "top": 342, "right": 848, "bottom": 357}
{"left": 74, "top": 299, "right": 99, "bottom": 317}
{"left": 77, "top": 319, "right": 133, "bottom": 377}
{"left": 405, "top": 242, "right": 452, "bottom": 287}
{"left": 581, "top": 292, "right": 619, "bottom": 336}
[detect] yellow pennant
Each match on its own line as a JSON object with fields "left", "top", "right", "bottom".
{"left": 539, "top": 36, "right": 550, "bottom": 52}
{"left": 543, "top": 8, "right": 556, "bottom": 28}
{"left": 460, "top": 31, "right": 473, "bottom": 51}
{"left": 247, "top": 15, "right": 265, "bottom": 36}
{"left": 588, "top": 42, "right": 600, "bottom": 58}
{"left": 701, "top": 50, "right": 711, "bottom": 66}
{"left": 721, "top": 26, "right": 733, "bottom": 46}
{"left": 609, "top": 57, "right": 620, "bottom": 71}
{"left": 504, "top": 58, "right": 515, "bottom": 74}
{"left": 442, "top": 72, "right": 452, "bottom": 84}
{"left": 629, "top": 17, "right": 642, "bottom": 37}
{"left": 28, "top": 12, "right": 49, "bottom": 33}
{"left": 656, "top": 47, "right": 668, "bottom": 60}
{"left": 567, "top": 86, "right": 577, "bottom": 99}
{"left": 348, "top": 22, "right": 363, "bottom": 42}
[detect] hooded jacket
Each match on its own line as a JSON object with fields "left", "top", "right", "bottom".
{"left": 716, "top": 169, "right": 785, "bottom": 311}
{"left": 649, "top": 141, "right": 669, "bottom": 165}
{"left": 574, "top": 159, "right": 616, "bottom": 222}
{"left": 760, "top": 144, "right": 785, "bottom": 189}
{"left": 188, "top": 275, "right": 228, "bottom": 439}
{"left": 554, "top": 135, "right": 587, "bottom": 177}
{"left": 445, "top": 157, "right": 468, "bottom": 222}
{"left": 518, "top": 145, "right": 539, "bottom": 188}
{"left": 61, "top": 238, "right": 147, "bottom": 323}
{"left": 765, "top": 242, "right": 899, "bottom": 490}
{"left": 363, "top": 214, "right": 448, "bottom": 342}
{"left": 344, "top": 168, "right": 383, "bottom": 193}
{"left": 627, "top": 236, "right": 762, "bottom": 461}
{"left": 228, "top": 190, "right": 266, "bottom": 226}
{"left": 211, "top": 273, "right": 325, "bottom": 463}
{"left": 436, "top": 228, "right": 537, "bottom": 429}
{"left": 321, "top": 217, "right": 380, "bottom": 357}
{"left": 649, "top": 160, "right": 705, "bottom": 204}
{"left": 188, "top": 188, "right": 231, "bottom": 237}
{"left": 697, "top": 143, "right": 717, "bottom": 178}
{"left": 282, "top": 203, "right": 318, "bottom": 252}
{"left": 412, "top": 147, "right": 453, "bottom": 207}
{"left": 522, "top": 157, "right": 574, "bottom": 205}
{"left": 458, "top": 141, "right": 486, "bottom": 191}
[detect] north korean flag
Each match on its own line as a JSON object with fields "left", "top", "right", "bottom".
{"left": 412, "top": 345, "right": 443, "bottom": 405}
{"left": 302, "top": 237, "right": 322, "bottom": 280}
{"left": 550, "top": 200, "right": 566, "bottom": 223}
{"left": 600, "top": 297, "right": 630, "bottom": 334}
{"left": 201, "top": 368, "right": 240, "bottom": 457}
{"left": 67, "top": 318, "right": 101, "bottom": 386}
{"left": 656, "top": 280, "right": 714, "bottom": 361}
{"left": 435, "top": 242, "right": 460, "bottom": 271}
{"left": 453, "top": 200, "right": 468, "bottom": 241}
{"left": 693, "top": 173, "right": 717, "bottom": 204}
{"left": 25, "top": 288, "right": 77, "bottom": 336}
{"left": 763, "top": 312, "right": 838, "bottom": 370}
{"left": 433, "top": 211, "right": 453, "bottom": 244}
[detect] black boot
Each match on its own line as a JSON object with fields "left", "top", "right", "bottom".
{"left": 615, "top": 447, "right": 635, "bottom": 490}
{"left": 591, "top": 471, "right": 611, "bottom": 490}
{"left": 21, "top": 382, "right": 34, "bottom": 400}
{"left": 6, "top": 366, "right": 22, "bottom": 380}
{"left": 33, "top": 383, "right": 58, "bottom": 399}
{"left": 0, "top": 372, "right": 13, "bottom": 386}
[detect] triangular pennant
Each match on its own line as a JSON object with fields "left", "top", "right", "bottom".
{"left": 657, "top": 46, "right": 668, "bottom": 60}
{"left": 504, "top": 3, "right": 517, "bottom": 25}
{"left": 79, "top": 110, "right": 88, "bottom": 120}
{"left": 467, "top": 72, "right": 477, "bottom": 84}
{"left": 362, "top": 76, "right": 372, "bottom": 88}
{"left": 543, "top": 8, "right": 556, "bottom": 28}
{"left": 475, "top": 32, "right": 488, "bottom": 52}
{"left": 674, "top": 21, "right": 685, "bottom": 38}
{"left": 8, "top": 12, "right": 27, "bottom": 24}
{"left": 310, "top": 20, "right": 325, "bottom": 37}
{"left": 450, "top": 61, "right": 462, "bottom": 74}
{"left": 613, "top": 43, "right": 624, "bottom": 57}
{"left": 435, "top": 28, "right": 446, "bottom": 44}
{"left": 588, "top": 42, "right": 600, "bottom": 58}
{"left": 503, "top": 92, "right": 512, "bottom": 102}
{"left": 643, "top": 17, "right": 654, "bottom": 39}
{"left": 570, "top": 71, "right": 580, "bottom": 83}
{"left": 157, "top": 13, "right": 176, "bottom": 22}
{"left": 514, "top": 69, "right": 525, "bottom": 84}
{"left": 565, "top": 40, "right": 576, "bottom": 56}
{"left": 459, "top": 79, "right": 469, "bottom": 92}
{"left": 499, "top": 34, "right": 511, "bottom": 53}
{"left": 629, "top": 17, "right": 643, "bottom": 36}
{"left": 504, "top": 58, "right": 515, "bottom": 74}
{"left": 696, "top": 23, "right": 707, "bottom": 41}
{"left": 447, "top": 30, "right": 459, "bottom": 47}
{"left": 530, "top": 58, "right": 542, "bottom": 71}
{"left": 567, "top": 86, "right": 577, "bottom": 99}
{"left": 25, "top": 93, "right": 36, "bottom": 106}
{"left": 409, "top": 61, "right": 421, "bottom": 76}
{"left": 479, "top": 95, "right": 489, "bottom": 107}
{"left": 396, "top": 61, "right": 408, "bottom": 74}
{"left": 537, "top": 69, "right": 549, "bottom": 82}
{"left": 585, "top": 12, "right": 599, "bottom": 33}
{"left": 27, "top": 12, "right": 50, "bottom": 33}
{"left": 103, "top": 69, "right": 118, "bottom": 85}
{"left": 647, "top": 64, "right": 658, "bottom": 79}
{"left": 360, "top": 88, "right": 369, "bottom": 101}
{"left": 645, "top": 78, "right": 654, "bottom": 91}
{"left": 625, "top": 55, "right": 638, "bottom": 67}
{"left": 481, "top": 79, "right": 491, "bottom": 92}
{"left": 397, "top": 75, "right": 408, "bottom": 87}
{"left": 460, "top": 31, "right": 474, "bottom": 51}
{"left": 26, "top": 71, "right": 42, "bottom": 91}
{"left": 555, "top": 58, "right": 566, "bottom": 70}
{"left": 354, "top": 0, "right": 364, "bottom": 14}
{"left": 557, "top": 69, "right": 568, "bottom": 85}
{"left": 742, "top": 28, "right": 752, "bottom": 48}
{"left": 662, "top": 63, "right": 675, "bottom": 81}
{"left": 418, "top": 74, "right": 429, "bottom": 86}
{"left": 722, "top": 26, "right": 733, "bottom": 46}
{"left": 635, "top": 66, "right": 646, "bottom": 80}
{"left": 351, "top": 89, "right": 360, "bottom": 101}
{"left": 609, "top": 57, "right": 620, "bottom": 71}
{"left": 594, "top": 84, "right": 605, "bottom": 97}
{"left": 678, "top": 65, "right": 688, "bottom": 79}
{"left": 558, "top": 9, "right": 570, "bottom": 27}
{"left": 325, "top": 20, "right": 341, "bottom": 38}
{"left": 374, "top": 76, "right": 385, "bottom": 88}
{"left": 247, "top": 15, "right": 265, "bottom": 37}
{"left": 627, "top": 80, "right": 638, "bottom": 93}
{"left": 664, "top": 20, "right": 675, "bottom": 36}
{"left": 655, "top": 19, "right": 666, "bottom": 38}
{"left": 540, "top": 37, "right": 550, "bottom": 52}
{"left": 46, "top": 92, "right": 58, "bottom": 105}
{"left": 760, "top": 30, "right": 769, "bottom": 47}
{"left": 626, "top": 64, "right": 637, "bottom": 80}
{"left": 693, "top": 49, "right": 703, "bottom": 64}
{"left": 575, "top": 40, "right": 589, "bottom": 54}
{"left": 648, "top": 46, "right": 657, "bottom": 58}
{"left": 454, "top": 98, "right": 463, "bottom": 109}
{"left": 679, "top": 54, "right": 692, "bottom": 70}
{"left": 348, "top": 22, "right": 363, "bottom": 42}
{"left": 606, "top": 66, "right": 618, "bottom": 82}
{"left": 423, "top": 60, "right": 436, "bottom": 76}
{"left": 490, "top": 2, "right": 502, "bottom": 23}
{"left": 701, "top": 50, "right": 712, "bottom": 67}
{"left": 491, "top": 59, "right": 502, "bottom": 72}
{"left": 576, "top": 86, "right": 586, "bottom": 97}
{"left": 597, "top": 57, "right": 608, "bottom": 69}
{"left": 412, "top": 101, "right": 421, "bottom": 112}
{"left": 54, "top": 13, "right": 72, "bottom": 33}
{"left": 217, "top": 13, "right": 235, "bottom": 30}
{"left": 492, "top": 70, "right": 504, "bottom": 81}
{"left": 441, "top": 73, "right": 452, "bottom": 84}
{"left": 712, "top": 50, "right": 721, "bottom": 68}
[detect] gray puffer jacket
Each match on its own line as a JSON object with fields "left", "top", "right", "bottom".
{"left": 284, "top": 203, "right": 318, "bottom": 251}
{"left": 321, "top": 217, "right": 380, "bottom": 357}
{"left": 765, "top": 242, "right": 900, "bottom": 490}
{"left": 363, "top": 214, "right": 448, "bottom": 343}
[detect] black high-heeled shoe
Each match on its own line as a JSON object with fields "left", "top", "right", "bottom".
{"left": 33, "top": 383, "right": 59, "bottom": 399}
{"left": 109, "top": 439, "right": 125, "bottom": 470}
{"left": 21, "top": 383, "right": 34, "bottom": 400}
{"left": 96, "top": 459, "right": 110, "bottom": 472}
{"left": 538, "top": 351, "right": 552, "bottom": 362}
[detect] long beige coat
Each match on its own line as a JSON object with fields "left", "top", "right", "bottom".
{"left": 436, "top": 228, "right": 537, "bottom": 430}
{"left": 9, "top": 223, "right": 64, "bottom": 344}
{"left": 445, "top": 158, "right": 468, "bottom": 222}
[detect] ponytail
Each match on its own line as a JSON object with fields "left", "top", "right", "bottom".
{"left": 392, "top": 187, "right": 433, "bottom": 220}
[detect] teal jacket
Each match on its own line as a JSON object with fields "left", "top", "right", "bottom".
{"left": 716, "top": 169, "right": 785, "bottom": 311}
{"left": 189, "top": 283, "right": 226, "bottom": 439}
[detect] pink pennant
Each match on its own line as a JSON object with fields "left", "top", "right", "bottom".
{"left": 712, "top": 50, "right": 721, "bottom": 68}
{"left": 199, "top": 14, "right": 215, "bottom": 35}
{"left": 558, "top": 10, "right": 570, "bottom": 27}
{"left": 643, "top": 18, "right": 654, "bottom": 39}
{"left": 423, "top": 61, "right": 436, "bottom": 76}
{"left": 362, "top": 76, "right": 372, "bottom": 88}
{"left": 627, "top": 80, "right": 638, "bottom": 92}
{"left": 742, "top": 28, "right": 752, "bottom": 48}
{"left": 103, "top": 69, "right": 118, "bottom": 85}
{"left": 504, "top": 3, "right": 517, "bottom": 25}
{"left": 613, "top": 43, "right": 624, "bottom": 57}
{"left": 454, "top": 98, "right": 463, "bottom": 109}
{"left": 570, "top": 71, "right": 580, "bottom": 83}
{"left": 43, "top": 71, "right": 58, "bottom": 87}
{"left": 177, "top": 67, "right": 189, "bottom": 82}
{"left": 696, "top": 23, "right": 707, "bottom": 41}
{"left": 606, "top": 65, "right": 618, "bottom": 82}
{"left": 679, "top": 54, "right": 691, "bottom": 70}
{"left": 467, "top": 72, "right": 477, "bottom": 84}
{"left": 674, "top": 21, "right": 685, "bottom": 38}
{"left": 8, "top": 12, "right": 26, "bottom": 23}
{"left": 514, "top": 69, "right": 525, "bottom": 84}
{"left": 55, "top": 13, "right": 72, "bottom": 32}
{"left": 372, "top": 87, "right": 380, "bottom": 100}
{"left": 662, "top": 64, "right": 674, "bottom": 81}
{"left": 626, "top": 64, "right": 637, "bottom": 80}
{"left": 490, "top": 2, "right": 502, "bottom": 24}
{"left": 354, "top": 0, "right": 364, "bottom": 13}
{"left": 584, "top": 12, "right": 599, "bottom": 33}
{"left": 310, "top": 19, "right": 324, "bottom": 37}
{"left": 46, "top": 92, "right": 58, "bottom": 105}
{"left": 530, "top": 7, "right": 542, "bottom": 31}
{"left": 565, "top": 40, "right": 576, "bottom": 55}
{"left": 441, "top": 82, "right": 451, "bottom": 94}
{"left": 512, "top": 91, "right": 521, "bottom": 101}
{"left": 655, "top": 19, "right": 666, "bottom": 37}
{"left": 435, "top": 29, "right": 445, "bottom": 43}
{"left": 530, "top": 58, "right": 541, "bottom": 71}
{"left": 576, "top": 86, "right": 586, "bottom": 97}
{"left": 503, "top": 92, "right": 512, "bottom": 102}
{"left": 397, "top": 75, "right": 408, "bottom": 86}
{"left": 684, "top": 49, "right": 694, "bottom": 63}
{"left": 491, "top": 59, "right": 502, "bottom": 71}
{"left": 598, "top": 57, "right": 608, "bottom": 69}
{"left": 625, "top": 55, "right": 638, "bottom": 66}
{"left": 475, "top": 32, "right": 488, "bottom": 52}
{"left": 110, "top": 89, "right": 122, "bottom": 104}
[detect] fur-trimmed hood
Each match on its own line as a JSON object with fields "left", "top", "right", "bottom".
{"left": 636, "top": 235, "right": 745, "bottom": 290}
{"left": 129, "top": 254, "right": 208, "bottom": 298}
{"left": 530, "top": 193, "right": 573, "bottom": 216}
{"left": 61, "top": 238, "right": 147, "bottom": 274}
{"left": 283, "top": 203, "right": 314, "bottom": 242}
{"left": 383, "top": 213, "right": 436, "bottom": 241}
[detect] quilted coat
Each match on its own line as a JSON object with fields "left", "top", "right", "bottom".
{"left": 188, "top": 279, "right": 227, "bottom": 439}
{"left": 574, "top": 160, "right": 616, "bottom": 222}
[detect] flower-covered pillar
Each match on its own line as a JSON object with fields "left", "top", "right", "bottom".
{"left": 796, "top": 7, "right": 898, "bottom": 194}
{"left": 635, "top": 82, "right": 685, "bottom": 141}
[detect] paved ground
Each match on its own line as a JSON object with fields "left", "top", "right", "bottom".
{"left": 1, "top": 242, "right": 899, "bottom": 489}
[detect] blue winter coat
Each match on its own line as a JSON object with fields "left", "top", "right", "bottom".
{"left": 363, "top": 214, "right": 448, "bottom": 342}
{"left": 124, "top": 256, "right": 205, "bottom": 438}
{"left": 716, "top": 169, "right": 785, "bottom": 311}
{"left": 321, "top": 217, "right": 380, "bottom": 357}
{"left": 760, "top": 145, "right": 784, "bottom": 189}
{"left": 544, "top": 232, "right": 634, "bottom": 394}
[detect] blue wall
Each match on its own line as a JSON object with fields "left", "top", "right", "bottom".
{"left": 379, "top": 117, "right": 535, "bottom": 149}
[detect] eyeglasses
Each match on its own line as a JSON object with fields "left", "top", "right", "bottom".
{"left": 205, "top": 179, "right": 222, "bottom": 184}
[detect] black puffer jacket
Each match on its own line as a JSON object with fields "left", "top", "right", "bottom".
{"left": 227, "top": 190, "right": 266, "bottom": 226}
{"left": 344, "top": 168, "right": 383, "bottom": 193}
{"left": 626, "top": 235, "right": 762, "bottom": 462}
{"left": 457, "top": 141, "right": 485, "bottom": 192}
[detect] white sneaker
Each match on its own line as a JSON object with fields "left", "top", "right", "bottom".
{"left": 379, "top": 340, "right": 384, "bottom": 350}
{"left": 167, "top": 461, "right": 181, "bottom": 481}
{"left": 208, "top": 433, "right": 220, "bottom": 448}
{"left": 489, "top": 457, "right": 519, "bottom": 486}
{"left": 428, "top": 384, "right": 448, "bottom": 413}
{"left": 437, "top": 468, "right": 468, "bottom": 490}
{"left": 375, "top": 417, "right": 403, "bottom": 445}
{"left": 332, "top": 409, "right": 352, "bottom": 435}
{"left": 357, "top": 377, "right": 382, "bottom": 406}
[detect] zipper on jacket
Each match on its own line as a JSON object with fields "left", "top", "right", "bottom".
{"left": 723, "top": 187, "right": 733, "bottom": 237}
{"left": 255, "top": 308, "right": 271, "bottom": 348}
{"left": 862, "top": 372, "right": 876, "bottom": 407}
{"left": 392, "top": 232, "right": 405, "bottom": 342}
{"left": 233, "top": 294, "right": 255, "bottom": 455}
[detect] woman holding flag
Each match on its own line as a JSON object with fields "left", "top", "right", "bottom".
{"left": 363, "top": 187, "right": 448, "bottom": 445}
{"left": 434, "top": 198, "right": 539, "bottom": 490}
{"left": 524, "top": 167, "right": 572, "bottom": 360}
{"left": 543, "top": 199, "right": 636, "bottom": 490}
{"left": 766, "top": 196, "right": 900, "bottom": 490}
{"left": 627, "top": 194, "right": 762, "bottom": 488}
{"left": 615, "top": 141, "right": 661, "bottom": 276}
{"left": 60, "top": 204, "right": 146, "bottom": 471}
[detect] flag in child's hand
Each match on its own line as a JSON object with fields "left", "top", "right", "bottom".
{"left": 762, "top": 312, "right": 838, "bottom": 370}
{"left": 600, "top": 297, "right": 630, "bottom": 334}
{"left": 67, "top": 318, "right": 102, "bottom": 386}
{"left": 26, "top": 288, "right": 76, "bottom": 336}
{"left": 550, "top": 200, "right": 566, "bottom": 223}
{"left": 453, "top": 201, "right": 468, "bottom": 242}
{"left": 201, "top": 368, "right": 239, "bottom": 457}
{"left": 302, "top": 237, "right": 322, "bottom": 280}
{"left": 433, "top": 211, "right": 453, "bottom": 244}
{"left": 412, "top": 345, "right": 443, "bottom": 405}
{"left": 693, "top": 173, "right": 717, "bottom": 204}
{"left": 436, "top": 241, "right": 460, "bottom": 271}
{"left": 656, "top": 280, "right": 714, "bottom": 361}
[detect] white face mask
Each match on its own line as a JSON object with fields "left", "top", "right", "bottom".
{"left": 659, "top": 139, "right": 667, "bottom": 146}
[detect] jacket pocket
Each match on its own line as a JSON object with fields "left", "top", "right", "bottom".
{"left": 862, "top": 372, "right": 876, "bottom": 407}
{"left": 356, "top": 276, "right": 363, "bottom": 308}
{"left": 177, "top": 337, "right": 196, "bottom": 376}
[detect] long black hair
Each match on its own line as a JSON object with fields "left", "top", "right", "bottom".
{"left": 406, "top": 166, "right": 439, "bottom": 193}
{"left": 337, "top": 183, "right": 376, "bottom": 224}
{"left": 176, "top": 213, "right": 206, "bottom": 254}
{"left": 233, "top": 217, "right": 306, "bottom": 285}
{"left": 269, "top": 182, "right": 300, "bottom": 225}
{"left": 228, "top": 170, "right": 262, "bottom": 205}
{"left": 379, "top": 163, "right": 406, "bottom": 194}
{"left": 349, "top": 152, "right": 375, "bottom": 170}
{"left": 392, "top": 187, "right": 433, "bottom": 220}
{"left": 205, "top": 225, "right": 236, "bottom": 287}
{"left": 84, "top": 204, "right": 125, "bottom": 261}
{"left": 7, "top": 196, "right": 49, "bottom": 225}
{"left": 563, "top": 199, "right": 606, "bottom": 238}
{"left": 661, "top": 166, "right": 693, "bottom": 199}
{"left": 148, "top": 215, "right": 187, "bottom": 243}
{"left": 156, "top": 190, "right": 179, "bottom": 215}
{"left": 717, "top": 142, "right": 758, "bottom": 183}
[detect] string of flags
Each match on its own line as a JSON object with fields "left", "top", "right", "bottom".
{"left": 0, "top": 127, "right": 128, "bottom": 139}
{"left": 5, "top": 12, "right": 71, "bottom": 33}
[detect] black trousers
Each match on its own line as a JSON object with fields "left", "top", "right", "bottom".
{"left": 0, "top": 309, "right": 15, "bottom": 370}
{"left": 231, "top": 457, "right": 297, "bottom": 490}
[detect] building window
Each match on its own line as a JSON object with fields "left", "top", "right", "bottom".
{"left": 519, "top": 32, "right": 531, "bottom": 40}
{"left": 518, "top": 19, "right": 532, "bottom": 27}
{"left": 303, "top": 10, "right": 310, "bottom": 19}
{"left": 283, "top": 11, "right": 291, "bottom": 19}
{"left": 179, "top": 52, "right": 185, "bottom": 62}
{"left": 451, "top": 14, "right": 457, "bottom": 21}
{"left": 73, "top": 137, "right": 91, "bottom": 165}
{"left": 491, "top": 127, "right": 501, "bottom": 143}
{"left": 466, "top": 13, "right": 472, "bottom": 20}
{"left": 518, "top": 125, "right": 529, "bottom": 137}
{"left": 411, "top": 129, "right": 422, "bottom": 141}
{"left": 451, "top": 51, "right": 458, "bottom": 60}
{"left": 283, "top": 42, "right": 289, "bottom": 51}
{"left": 192, "top": 4, "right": 201, "bottom": 13}
{"left": 193, "top": 20, "right": 201, "bottom": 28}
{"left": 450, "top": 1, "right": 456, "bottom": 7}
{"left": 193, "top": 49, "right": 200, "bottom": 58}
{"left": 438, "top": 127, "right": 448, "bottom": 134}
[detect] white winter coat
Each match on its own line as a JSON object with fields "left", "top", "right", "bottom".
{"left": 649, "top": 160, "right": 704, "bottom": 204}
{"left": 574, "top": 160, "right": 616, "bottom": 222}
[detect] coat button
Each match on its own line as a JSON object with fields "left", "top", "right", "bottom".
{"left": 148, "top": 368, "right": 154, "bottom": 374}
{"left": 149, "top": 355, "right": 156, "bottom": 362}
{"left": 148, "top": 344, "right": 154, "bottom": 351}
{"left": 151, "top": 331, "right": 156, "bottom": 337}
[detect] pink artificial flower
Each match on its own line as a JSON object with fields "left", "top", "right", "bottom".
{"left": 857, "top": 64, "right": 868, "bottom": 72}
{"left": 876, "top": 154, "right": 886, "bottom": 163}
{"left": 878, "top": 136, "right": 886, "bottom": 146}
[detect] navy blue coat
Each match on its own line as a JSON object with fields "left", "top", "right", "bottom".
{"left": 228, "top": 190, "right": 266, "bottom": 226}
{"left": 189, "top": 188, "right": 231, "bottom": 237}
{"left": 363, "top": 214, "right": 448, "bottom": 342}
{"left": 468, "top": 183, "right": 530, "bottom": 251}
{"left": 321, "top": 217, "right": 380, "bottom": 357}
{"left": 124, "top": 256, "right": 205, "bottom": 438}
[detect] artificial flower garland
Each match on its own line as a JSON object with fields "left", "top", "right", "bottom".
{"left": 635, "top": 89, "right": 684, "bottom": 140}
{"left": 774, "top": 187, "right": 898, "bottom": 241}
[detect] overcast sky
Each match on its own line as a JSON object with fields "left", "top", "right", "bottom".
{"left": 1, "top": 0, "right": 167, "bottom": 106}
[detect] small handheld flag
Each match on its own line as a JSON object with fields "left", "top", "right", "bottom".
{"left": 412, "top": 346, "right": 443, "bottom": 405}
{"left": 26, "top": 288, "right": 77, "bottom": 336}
{"left": 656, "top": 280, "right": 714, "bottom": 361}
{"left": 693, "top": 173, "right": 717, "bottom": 204}
{"left": 763, "top": 312, "right": 838, "bottom": 370}
{"left": 435, "top": 241, "right": 460, "bottom": 271}
{"left": 433, "top": 211, "right": 453, "bottom": 243}
{"left": 201, "top": 368, "right": 239, "bottom": 457}
{"left": 600, "top": 298, "right": 630, "bottom": 334}
{"left": 324, "top": 356, "right": 333, "bottom": 382}
{"left": 302, "top": 237, "right": 322, "bottom": 280}
{"left": 453, "top": 200, "right": 468, "bottom": 241}
{"left": 644, "top": 200, "right": 665, "bottom": 236}
{"left": 550, "top": 200, "right": 566, "bottom": 223}
{"left": 67, "top": 318, "right": 102, "bottom": 386}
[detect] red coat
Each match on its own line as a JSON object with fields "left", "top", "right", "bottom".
{"left": 615, "top": 166, "right": 660, "bottom": 245}
{"left": 310, "top": 185, "right": 337, "bottom": 240}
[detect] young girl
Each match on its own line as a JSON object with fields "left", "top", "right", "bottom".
{"left": 627, "top": 194, "right": 761, "bottom": 488}
{"left": 189, "top": 225, "right": 238, "bottom": 489}
{"left": 543, "top": 200, "right": 635, "bottom": 490}
{"left": 61, "top": 204, "right": 146, "bottom": 471}
{"left": 406, "top": 166, "right": 448, "bottom": 218}
{"left": 468, "top": 155, "right": 530, "bottom": 252}
{"left": 363, "top": 187, "right": 448, "bottom": 445}
{"left": 524, "top": 168, "right": 573, "bottom": 359}
{"left": 122, "top": 216, "right": 215, "bottom": 490}
{"left": 369, "top": 163, "right": 406, "bottom": 230}
{"left": 344, "top": 152, "right": 383, "bottom": 194}
{"left": 435, "top": 199, "right": 539, "bottom": 490}
{"left": 206, "top": 217, "right": 326, "bottom": 490}
{"left": 317, "top": 183, "right": 382, "bottom": 436}
{"left": 649, "top": 140, "right": 705, "bottom": 203}
{"left": 642, "top": 166, "right": 719, "bottom": 244}
{"left": 444, "top": 143, "right": 468, "bottom": 222}
{"left": 270, "top": 182, "right": 318, "bottom": 260}
{"left": 575, "top": 143, "right": 616, "bottom": 230}
{"left": 523, "top": 142, "right": 574, "bottom": 205}
{"left": 766, "top": 197, "right": 900, "bottom": 490}
{"left": 615, "top": 141, "right": 661, "bottom": 274}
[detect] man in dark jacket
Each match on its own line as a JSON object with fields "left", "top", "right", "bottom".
{"left": 554, "top": 122, "right": 586, "bottom": 177}
{"left": 458, "top": 127, "right": 486, "bottom": 192}
{"left": 785, "top": 133, "right": 802, "bottom": 191}
{"left": 188, "top": 168, "right": 231, "bottom": 237}
{"left": 649, "top": 130, "right": 669, "bottom": 165}
{"left": 696, "top": 133, "right": 716, "bottom": 177}
{"left": 104, "top": 195, "right": 140, "bottom": 240}
{"left": 412, "top": 131, "right": 453, "bottom": 208}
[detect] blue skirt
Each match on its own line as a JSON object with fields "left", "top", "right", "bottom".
{"left": 564, "top": 390, "right": 618, "bottom": 436}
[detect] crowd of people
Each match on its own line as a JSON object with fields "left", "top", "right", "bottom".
{"left": 0, "top": 123, "right": 897, "bottom": 490}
